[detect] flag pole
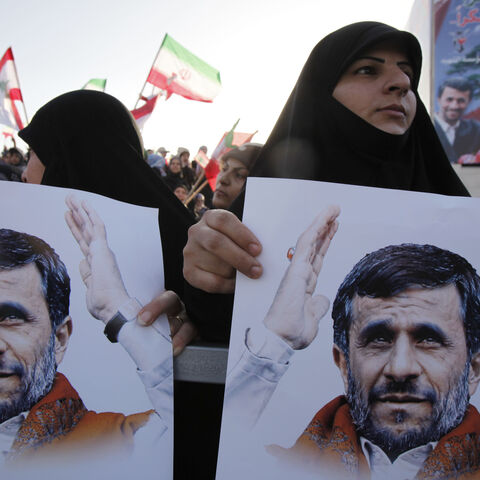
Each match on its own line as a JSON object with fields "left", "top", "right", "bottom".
{"left": 134, "top": 34, "right": 166, "bottom": 109}
{"left": 185, "top": 179, "right": 209, "bottom": 206}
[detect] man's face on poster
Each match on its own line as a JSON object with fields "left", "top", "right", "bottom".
{"left": 335, "top": 284, "right": 480, "bottom": 453}
{"left": 438, "top": 86, "right": 471, "bottom": 124}
{"left": 0, "top": 264, "right": 58, "bottom": 422}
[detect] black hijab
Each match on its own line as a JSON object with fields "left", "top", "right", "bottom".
{"left": 249, "top": 21, "right": 469, "bottom": 196}
{"left": 19, "top": 90, "right": 194, "bottom": 295}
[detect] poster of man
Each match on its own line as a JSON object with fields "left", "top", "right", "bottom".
{"left": 0, "top": 181, "right": 173, "bottom": 479}
{"left": 433, "top": 0, "right": 480, "bottom": 164}
{"left": 217, "top": 178, "right": 480, "bottom": 480}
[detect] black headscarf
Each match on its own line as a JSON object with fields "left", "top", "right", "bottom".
{"left": 19, "top": 90, "right": 194, "bottom": 295}
{"left": 191, "top": 22, "right": 470, "bottom": 343}
{"left": 249, "top": 21, "right": 469, "bottom": 196}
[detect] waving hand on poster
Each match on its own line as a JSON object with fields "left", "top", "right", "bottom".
{"left": 65, "top": 194, "right": 196, "bottom": 354}
{"left": 224, "top": 206, "right": 340, "bottom": 429}
{"left": 264, "top": 205, "right": 340, "bottom": 349}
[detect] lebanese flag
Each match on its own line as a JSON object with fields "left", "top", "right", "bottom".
{"left": 194, "top": 149, "right": 209, "bottom": 168}
{"left": 147, "top": 34, "right": 221, "bottom": 103}
{"left": 130, "top": 94, "right": 160, "bottom": 130}
{"left": 205, "top": 121, "right": 257, "bottom": 190}
{"left": 0, "top": 48, "right": 26, "bottom": 132}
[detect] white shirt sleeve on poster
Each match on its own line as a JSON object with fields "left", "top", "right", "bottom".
{"left": 118, "top": 318, "right": 173, "bottom": 439}
{"left": 224, "top": 325, "right": 294, "bottom": 430}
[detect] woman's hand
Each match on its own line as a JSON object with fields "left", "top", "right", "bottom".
{"left": 183, "top": 209, "right": 263, "bottom": 294}
{"left": 263, "top": 206, "right": 340, "bottom": 350}
{"left": 65, "top": 195, "right": 130, "bottom": 323}
{"left": 138, "top": 290, "right": 198, "bottom": 356}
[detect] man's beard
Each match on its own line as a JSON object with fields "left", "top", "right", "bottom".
{"left": 347, "top": 360, "right": 470, "bottom": 459}
{"left": 0, "top": 331, "right": 57, "bottom": 423}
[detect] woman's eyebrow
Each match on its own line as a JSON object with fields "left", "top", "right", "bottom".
{"left": 355, "top": 56, "right": 413, "bottom": 68}
{"left": 356, "top": 55, "right": 385, "bottom": 63}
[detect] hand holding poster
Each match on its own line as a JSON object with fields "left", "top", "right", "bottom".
{"left": 217, "top": 178, "right": 480, "bottom": 480}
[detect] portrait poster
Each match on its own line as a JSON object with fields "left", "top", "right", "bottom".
{"left": 0, "top": 182, "right": 172, "bottom": 480}
{"left": 216, "top": 177, "right": 480, "bottom": 480}
{"left": 434, "top": 0, "right": 480, "bottom": 163}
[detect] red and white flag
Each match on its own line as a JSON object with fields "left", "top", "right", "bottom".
{"left": 205, "top": 120, "right": 257, "bottom": 190}
{"left": 0, "top": 48, "right": 27, "bottom": 133}
{"left": 130, "top": 94, "right": 160, "bottom": 130}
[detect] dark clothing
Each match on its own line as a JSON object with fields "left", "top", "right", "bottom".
{"left": 0, "top": 161, "right": 23, "bottom": 181}
{"left": 17, "top": 90, "right": 214, "bottom": 480}
{"left": 434, "top": 118, "right": 480, "bottom": 164}
{"left": 194, "top": 22, "right": 470, "bottom": 345}
{"left": 248, "top": 22, "right": 469, "bottom": 197}
{"left": 182, "top": 165, "right": 196, "bottom": 190}
{"left": 18, "top": 90, "right": 194, "bottom": 297}
{"left": 163, "top": 170, "right": 187, "bottom": 192}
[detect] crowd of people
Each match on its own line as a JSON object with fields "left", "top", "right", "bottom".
{"left": 0, "top": 19, "right": 478, "bottom": 480}
{"left": 0, "top": 145, "right": 27, "bottom": 181}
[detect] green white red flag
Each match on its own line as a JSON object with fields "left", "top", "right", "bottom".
{"left": 0, "top": 47, "right": 27, "bottom": 133}
{"left": 205, "top": 120, "right": 257, "bottom": 190}
{"left": 147, "top": 34, "right": 221, "bottom": 103}
{"left": 82, "top": 78, "right": 107, "bottom": 92}
{"left": 194, "top": 149, "right": 209, "bottom": 168}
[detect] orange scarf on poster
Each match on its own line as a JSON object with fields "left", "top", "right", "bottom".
{"left": 8, "top": 372, "right": 152, "bottom": 462}
{"left": 271, "top": 395, "right": 480, "bottom": 480}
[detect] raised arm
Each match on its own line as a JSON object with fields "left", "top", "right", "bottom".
{"left": 263, "top": 205, "right": 340, "bottom": 349}
{"left": 225, "top": 206, "right": 340, "bottom": 429}
{"left": 65, "top": 195, "right": 197, "bottom": 354}
{"left": 64, "top": 194, "right": 129, "bottom": 322}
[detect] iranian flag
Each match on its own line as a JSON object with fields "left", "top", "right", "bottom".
{"left": 82, "top": 78, "right": 107, "bottom": 92}
{"left": 205, "top": 120, "right": 257, "bottom": 190}
{"left": 0, "top": 47, "right": 27, "bottom": 132}
{"left": 147, "top": 34, "right": 221, "bottom": 103}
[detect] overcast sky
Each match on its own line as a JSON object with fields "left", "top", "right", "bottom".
{"left": 3, "top": 0, "right": 417, "bottom": 154}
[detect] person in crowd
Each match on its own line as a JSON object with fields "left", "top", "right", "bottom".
{"left": 147, "top": 146, "right": 168, "bottom": 172}
{"left": 193, "top": 193, "right": 209, "bottom": 221}
{"left": 225, "top": 206, "right": 480, "bottom": 478}
{"left": 18, "top": 90, "right": 196, "bottom": 351}
{"left": 0, "top": 227, "right": 170, "bottom": 466}
{"left": 173, "top": 183, "right": 188, "bottom": 203}
{"left": 177, "top": 148, "right": 195, "bottom": 190}
{"left": 0, "top": 147, "right": 25, "bottom": 181}
{"left": 434, "top": 76, "right": 480, "bottom": 164}
{"left": 163, "top": 155, "right": 186, "bottom": 192}
{"left": 3, "top": 147, "right": 24, "bottom": 167}
{"left": 182, "top": 21, "right": 470, "bottom": 343}
{"left": 212, "top": 143, "right": 262, "bottom": 210}
{"left": 17, "top": 89, "right": 218, "bottom": 480}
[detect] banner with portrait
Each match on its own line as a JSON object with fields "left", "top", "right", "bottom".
{"left": 0, "top": 182, "right": 173, "bottom": 480}
{"left": 217, "top": 177, "right": 480, "bottom": 480}
{"left": 434, "top": 0, "right": 480, "bottom": 164}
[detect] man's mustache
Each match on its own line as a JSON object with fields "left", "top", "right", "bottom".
{"left": 0, "top": 359, "right": 25, "bottom": 378}
{"left": 368, "top": 380, "right": 437, "bottom": 404}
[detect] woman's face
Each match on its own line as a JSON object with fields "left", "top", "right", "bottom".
{"left": 169, "top": 159, "right": 182, "bottom": 174}
{"left": 21, "top": 150, "right": 45, "bottom": 184}
{"left": 212, "top": 158, "right": 249, "bottom": 209}
{"left": 332, "top": 40, "right": 416, "bottom": 135}
{"left": 180, "top": 152, "right": 190, "bottom": 165}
